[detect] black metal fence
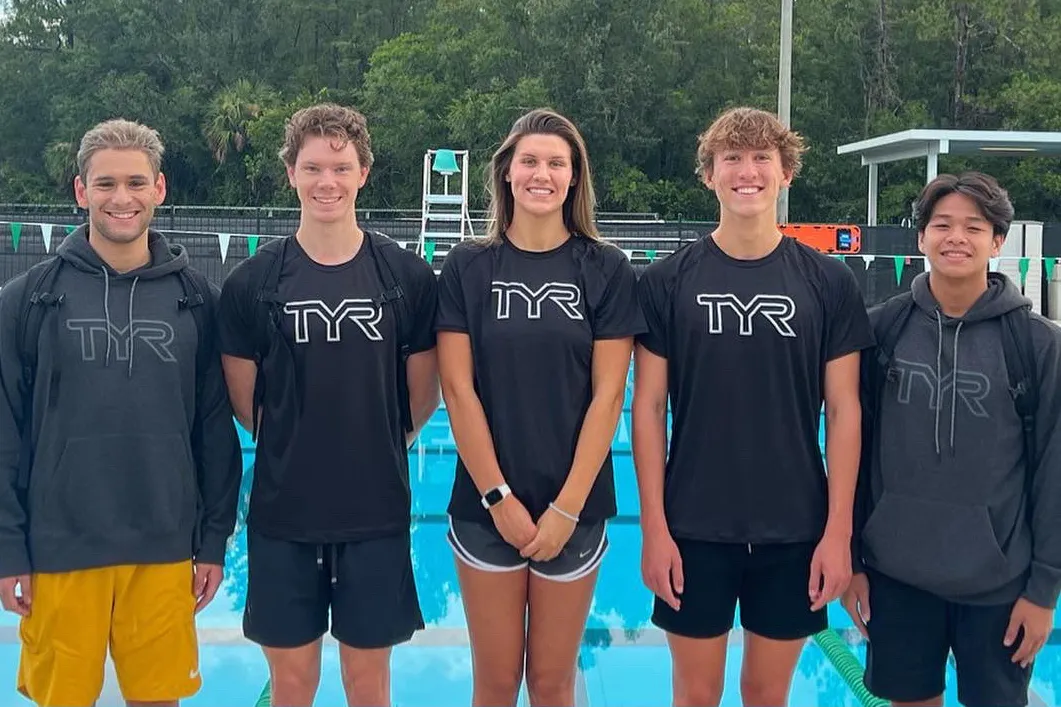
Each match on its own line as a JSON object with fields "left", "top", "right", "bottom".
{"left": 1, "top": 205, "right": 1058, "bottom": 314}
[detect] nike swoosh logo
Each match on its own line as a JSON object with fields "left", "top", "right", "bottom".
{"left": 579, "top": 548, "right": 593, "bottom": 559}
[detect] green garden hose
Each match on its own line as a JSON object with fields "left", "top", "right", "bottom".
{"left": 254, "top": 679, "right": 271, "bottom": 707}
{"left": 813, "top": 629, "right": 889, "bottom": 707}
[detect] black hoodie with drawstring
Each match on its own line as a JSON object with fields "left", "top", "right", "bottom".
{"left": 0, "top": 227, "right": 241, "bottom": 578}
{"left": 858, "top": 272, "right": 1061, "bottom": 608}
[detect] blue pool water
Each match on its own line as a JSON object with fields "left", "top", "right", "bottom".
{"left": 3, "top": 382, "right": 1061, "bottom": 706}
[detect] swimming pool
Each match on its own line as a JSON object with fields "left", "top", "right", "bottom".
{"left": 2, "top": 377, "right": 1060, "bottom": 706}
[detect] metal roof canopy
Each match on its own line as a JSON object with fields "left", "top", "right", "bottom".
{"left": 836, "top": 129, "right": 1061, "bottom": 225}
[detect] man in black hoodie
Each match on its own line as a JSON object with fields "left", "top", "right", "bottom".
{"left": 844, "top": 172, "right": 1061, "bottom": 707}
{"left": 0, "top": 119, "right": 241, "bottom": 707}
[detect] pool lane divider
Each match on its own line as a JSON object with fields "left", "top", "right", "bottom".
{"left": 255, "top": 680, "right": 271, "bottom": 707}
{"left": 812, "top": 628, "right": 888, "bottom": 707}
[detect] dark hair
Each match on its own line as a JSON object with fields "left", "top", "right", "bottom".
{"left": 915, "top": 172, "right": 1014, "bottom": 237}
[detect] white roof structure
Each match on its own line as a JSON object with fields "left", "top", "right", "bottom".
{"left": 836, "top": 129, "right": 1061, "bottom": 224}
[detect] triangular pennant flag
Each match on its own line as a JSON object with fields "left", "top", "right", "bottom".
{"left": 989, "top": 257, "right": 1000, "bottom": 272}
{"left": 247, "top": 235, "right": 260, "bottom": 256}
{"left": 1018, "top": 257, "right": 1030, "bottom": 287}
{"left": 218, "top": 233, "right": 231, "bottom": 264}
{"left": 923, "top": 255, "right": 931, "bottom": 273}
{"left": 39, "top": 223, "right": 53, "bottom": 253}
{"left": 65, "top": 225, "right": 76, "bottom": 235}
{"left": 423, "top": 240, "right": 436, "bottom": 263}
{"left": 646, "top": 249, "right": 657, "bottom": 261}
{"left": 10, "top": 222, "right": 21, "bottom": 252}
{"left": 621, "top": 249, "right": 633, "bottom": 260}
{"left": 861, "top": 255, "right": 876, "bottom": 266}
{"left": 893, "top": 255, "right": 905, "bottom": 285}
{"left": 1045, "top": 257, "right": 1057, "bottom": 281}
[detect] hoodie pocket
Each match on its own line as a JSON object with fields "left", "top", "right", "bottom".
{"left": 36, "top": 434, "right": 193, "bottom": 538}
{"left": 862, "top": 491, "right": 1009, "bottom": 597}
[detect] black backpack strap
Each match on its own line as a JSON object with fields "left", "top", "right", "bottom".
{"left": 1001, "top": 306, "right": 1039, "bottom": 475}
{"left": 15, "top": 257, "right": 65, "bottom": 490}
{"left": 250, "top": 238, "right": 288, "bottom": 441}
{"left": 176, "top": 268, "right": 215, "bottom": 386}
{"left": 366, "top": 231, "right": 414, "bottom": 434}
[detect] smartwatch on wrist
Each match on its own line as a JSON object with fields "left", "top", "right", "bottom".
{"left": 481, "top": 483, "right": 511, "bottom": 509}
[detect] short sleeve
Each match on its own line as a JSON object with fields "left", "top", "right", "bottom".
{"left": 824, "top": 262, "right": 875, "bottom": 361}
{"left": 435, "top": 245, "right": 469, "bottom": 333}
{"left": 406, "top": 258, "right": 439, "bottom": 354}
{"left": 218, "top": 265, "right": 259, "bottom": 360}
{"left": 635, "top": 264, "right": 670, "bottom": 358}
{"left": 592, "top": 251, "right": 646, "bottom": 340}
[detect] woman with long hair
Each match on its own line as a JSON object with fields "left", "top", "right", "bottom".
{"left": 436, "top": 108, "right": 644, "bottom": 706}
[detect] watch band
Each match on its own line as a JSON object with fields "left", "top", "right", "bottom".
{"left": 481, "top": 483, "right": 511, "bottom": 509}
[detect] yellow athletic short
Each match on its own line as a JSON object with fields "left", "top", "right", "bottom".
{"left": 17, "top": 560, "right": 201, "bottom": 707}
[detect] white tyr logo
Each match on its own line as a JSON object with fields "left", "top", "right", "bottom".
{"left": 283, "top": 299, "right": 384, "bottom": 343}
{"left": 491, "top": 281, "right": 584, "bottom": 320}
{"left": 695, "top": 294, "right": 797, "bottom": 337}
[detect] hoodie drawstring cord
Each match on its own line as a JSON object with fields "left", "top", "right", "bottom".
{"left": 934, "top": 310, "right": 943, "bottom": 458}
{"left": 128, "top": 276, "right": 139, "bottom": 377}
{"left": 102, "top": 267, "right": 113, "bottom": 367}
{"left": 950, "top": 321, "right": 964, "bottom": 454}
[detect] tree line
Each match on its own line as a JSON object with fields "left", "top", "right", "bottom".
{"left": 2, "top": 0, "right": 1060, "bottom": 223}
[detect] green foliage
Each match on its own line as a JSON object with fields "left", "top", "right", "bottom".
{"left": 2, "top": 0, "right": 1061, "bottom": 220}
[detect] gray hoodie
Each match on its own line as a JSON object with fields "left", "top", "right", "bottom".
{"left": 0, "top": 226, "right": 241, "bottom": 578}
{"left": 859, "top": 272, "right": 1061, "bottom": 607}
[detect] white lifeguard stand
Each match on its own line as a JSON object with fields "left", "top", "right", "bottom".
{"left": 418, "top": 148, "right": 474, "bottom": 273}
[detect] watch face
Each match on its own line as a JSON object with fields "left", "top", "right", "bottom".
{"left": 485, "top": 488, "right": 503, "bottom": 505}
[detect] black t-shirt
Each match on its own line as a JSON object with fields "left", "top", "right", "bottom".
{"left": 637, "top": 235, "right": 874, "bottom": 544}
{"left": 437, "top": 234, "right": 645, "bottom": 525}
{"left": 219, "top": 234, "right": 438, "bottom": 542}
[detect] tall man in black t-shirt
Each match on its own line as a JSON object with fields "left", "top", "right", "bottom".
{"left": 633, "top": 107, "right": 874, "bottom": 706}
{"left": 219, "top": 104, "right": 440, "bottom": 707}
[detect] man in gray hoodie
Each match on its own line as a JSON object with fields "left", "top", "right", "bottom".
{"left": 0, "top": 119, "right": 241, "bottom": 706}
{"left": 844, "top": 171, "right": 1061, "bottom": 707}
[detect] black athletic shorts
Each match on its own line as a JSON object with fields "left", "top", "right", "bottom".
{"left": 243, "top": 528, "right": 425, "bottom": 649}
{"left": 447, "top": 517, "right": 608, "bottom": 582}
{"left": 864, "top": 568, "right": 1033, "bottom": 706}
{"left": 651, "top": 539, "right": 827, "bottom": 640}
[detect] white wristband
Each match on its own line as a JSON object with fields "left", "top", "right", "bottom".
{"left": 548, "top": 501, "right": 580, "bottom": 523}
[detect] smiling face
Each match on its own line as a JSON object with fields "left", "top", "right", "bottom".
{"left": 918, "top": 191, "right": 1004, "bottom": 280}
{"left": 286, "top": 135, "right": 369, "bottom": 226}
{"left": 506, "top": 133, "right": 575, "bottom": 223}
{"left": 703, "top": 146, "right": 792, "bottom": 220}
{"left": 74, "top": 148, "right": 166, "bottom": 246}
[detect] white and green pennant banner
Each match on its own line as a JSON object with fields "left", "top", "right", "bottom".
{"left": 2, "top": 223, "right": 1060, "bottom": 285}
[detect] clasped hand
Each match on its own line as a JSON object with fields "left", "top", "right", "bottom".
{"left": 489, "top": 495, "right": 577, "bottom": 563}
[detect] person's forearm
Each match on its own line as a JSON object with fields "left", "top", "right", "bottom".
{"left": 405, "top": 379, "right": 440, "bottom": 448}
{"left": 633, "top": 395, "right": 668, "bottom": 531}
{"left": 444, "top": 384, "right": 507, "bottom": 495}
{"left": 824, "top": 402, "right": 860, "bottom": 538}
{"left": 556, "top": 389, "right": 626, "bottom": 515}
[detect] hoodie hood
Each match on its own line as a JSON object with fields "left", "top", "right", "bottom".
{"left": 57, "top": 224, "right": 189, "bottom": 279}
{"left": 910, "top": 271, "right": 1031, "bottom": 457}
{"left": 55, "top": 224, "right": 189, "bottom": 376}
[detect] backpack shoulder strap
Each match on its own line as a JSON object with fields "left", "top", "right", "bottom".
{"left": 17, "top": 258, "right": 65, "bottom": 380}
{"left": 870, "top": 291, "right": 916, "bottom": 376}
{"left": 366, "top": 231, "right": 414, "bottom": 433}
{"left": 15, "top": 256, "right": 65, "bottom": 490}
{"left": 175, "top": 267, "right": 217, "bottom": 383}
{"left": 1001, "top": 306, "right": 1039, "bottom": 474}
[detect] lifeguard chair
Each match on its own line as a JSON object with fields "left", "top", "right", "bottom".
{"left": 418, "top": 148, "right": 474, "bottom": 272}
